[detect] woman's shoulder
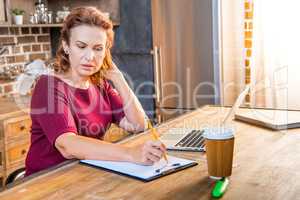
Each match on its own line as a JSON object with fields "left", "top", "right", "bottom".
{"left": 31, "top": 74, "right": 70, "bottom": 108}
{"left": 34, "top": 74, "right": 51, "bottom": 90}
{"left": 35, "top": 74, "right": 66, "bottom": 87}
{"left": 102, "top": 79, "right": 110, "bottom": 89}
{"left": 33, "top": 74, "right": 67, "bottom": 96}
{"left": 35, "top": 73, "right": 55, "bottom": 82}
{"left": 101, "top": 79, "right": 116, "bottom": 93}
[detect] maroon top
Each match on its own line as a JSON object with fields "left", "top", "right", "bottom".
{"left": 25, "top": 75, "right": 125, "bottom": 176}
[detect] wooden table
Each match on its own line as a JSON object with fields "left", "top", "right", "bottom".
{"left": 0, "top": 106, "right": 299, "bottom": 200}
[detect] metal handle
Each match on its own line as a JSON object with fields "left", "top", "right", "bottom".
{"left": 158, "top": 46, "right": 164, "bottom": 99}
{"left": 153, "top": 46, "right": 162, "bottom": 104}
{"left": 153, "top": 46, "right": 164, "bottom": 123}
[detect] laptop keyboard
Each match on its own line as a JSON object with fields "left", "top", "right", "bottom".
{"left": 175, "top": 130, "right": 205, "bottom": 148}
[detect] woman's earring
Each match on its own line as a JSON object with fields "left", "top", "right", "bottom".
{"left": 64, "top": 49, "right": 69, "bottom": 55}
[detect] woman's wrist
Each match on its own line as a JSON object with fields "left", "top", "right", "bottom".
{"left": 111, "top": 74, "right": 128, "bottom": 91}
{"left": 123, "top": 145, "right": 136, "bottom": 163}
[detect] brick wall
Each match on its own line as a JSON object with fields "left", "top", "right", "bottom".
{"left": 0, "top": 27, "right": 52, "bottom": 96}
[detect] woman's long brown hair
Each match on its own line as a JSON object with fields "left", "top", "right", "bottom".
{"left": 54, "top": 7, "right": 114, "bottom": 86}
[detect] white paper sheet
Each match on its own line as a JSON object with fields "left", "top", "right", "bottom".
{"left": 80, "top": 155, "right": 197, "bottom": 181}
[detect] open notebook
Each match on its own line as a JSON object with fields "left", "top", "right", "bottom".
{"left": 80, "top": 155, "right": 197, "bottom": 182}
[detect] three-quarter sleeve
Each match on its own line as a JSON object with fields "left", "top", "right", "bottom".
{"left": 30, "top": 76, "right": 78, "bottom": 146}
{"left": 105, "top": 81, "right": 125, "bottom": 124}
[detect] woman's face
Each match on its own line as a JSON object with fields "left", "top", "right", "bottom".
{"left": 64, "top": 25, "right": 107, "bottom": 79}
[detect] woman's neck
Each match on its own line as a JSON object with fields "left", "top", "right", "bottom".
{"left": 59, "top": 71, "right": 91, "bottom": 89}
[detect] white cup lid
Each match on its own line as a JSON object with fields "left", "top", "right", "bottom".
{"left": 203, "top": 127, "right": 234, "bottom": 140}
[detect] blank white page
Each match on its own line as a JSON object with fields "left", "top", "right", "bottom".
{"left": 80, "top": 155, "right": 197, "bottom": 180}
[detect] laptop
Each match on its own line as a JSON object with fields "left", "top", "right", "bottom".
{"left": 160, "top": 84, "right": 251, "bottom": 152}
{"left": 235, "top": 109, "right": 300, "bottom": 130}
{"left": 160, "top": 128, "right": 206, "bottom": 151}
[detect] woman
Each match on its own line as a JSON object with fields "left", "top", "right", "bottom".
{"left": 25, "top": 7, "right": 166, "bottom": 176}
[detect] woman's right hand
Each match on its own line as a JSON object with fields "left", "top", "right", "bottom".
{"left": 128, "top": 140, "right": 167, "bottom": 165}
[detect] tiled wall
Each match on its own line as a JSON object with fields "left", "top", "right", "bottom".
{"left": 0, "top": 27, "right": 52, "bottom": 96}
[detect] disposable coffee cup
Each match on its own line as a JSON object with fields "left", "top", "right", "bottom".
{"left": 203, "top": 127, "right": 234, "bottom": 179}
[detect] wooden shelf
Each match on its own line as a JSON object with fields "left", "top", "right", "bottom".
{"left": 0, "top": 23, "right": 63, "bottom": 28}
{"left": 1, "top": 0, "right": 120, "bottom": 28}
{"left": 0, "top": 22, "right": 119, "bottom": 28}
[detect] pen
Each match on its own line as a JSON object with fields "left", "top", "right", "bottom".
{"left": 155, "top": 163, "right": 181, "bottom": 173}
{"left": 147, "top": 120, "right": 169, "bottom": 163}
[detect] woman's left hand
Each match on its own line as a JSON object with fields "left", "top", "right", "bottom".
{"left": 104, "top": 61, "right": 124, "bottom": 82}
